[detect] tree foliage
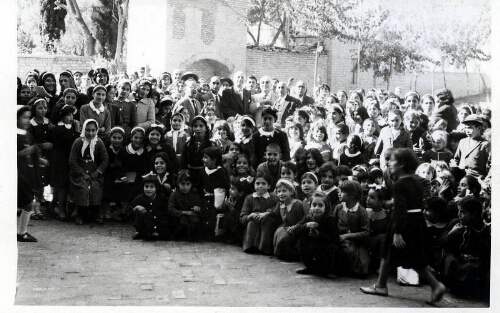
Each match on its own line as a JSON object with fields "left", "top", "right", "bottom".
{"left": 434, "top": 11, "right": 491, "bottom": 66}
{"left": 354, "top": 8, "right": 431, "bottom": 83}
{"left": 288, "top": 0, "right": 360, "bottom": 41}
{"left": 40, "top": 0, "right": 68, "bottom": 51}
{"left": 91, "top": 0, "right": 118, "bottom": 59}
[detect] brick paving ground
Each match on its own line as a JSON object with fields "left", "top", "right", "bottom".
{"left": 15, "top": 218, "right": 489, "bottom": 307}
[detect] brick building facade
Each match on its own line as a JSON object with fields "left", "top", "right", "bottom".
{"left": 127, "top": 0, "right": 248, "bottom": 80}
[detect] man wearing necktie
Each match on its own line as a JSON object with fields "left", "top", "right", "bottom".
{"left": 201, "top": 76, "right": 223, "bottom": 119}
{"left": 273, "top": 81, "right": 301, "bottom": 128}
{"left": 292, "top": 80, "right": 315, "bottom": 107}
{"left": 250, "top": 75, "right": 279, "bottom": 127}
{"left": 172, "top": 79, "right": 202, "bottom": 124}
{"left": 220, "top": 71, "right": 253, "bottom": 119}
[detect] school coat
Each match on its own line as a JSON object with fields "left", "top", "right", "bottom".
{"left": 68, "top": 137, "right": 109, "bottom": 206}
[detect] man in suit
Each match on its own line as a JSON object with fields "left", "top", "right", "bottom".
{"left": 220, "top": 71, "right": 252, "bottom": 119}
{"left": 250, "top": 75, "right": 279, "bottom": 127}
{"left": 273, "top": 81, "right": 301, "bottom": 128}
{"left": 201, "top": 76, "right": 223, "bottom": 118}
{"left": 293, "top": 80, "right": 315, "bottom": 107}
{"left": 172, "top": 79, "right": 202, "bottom": 124}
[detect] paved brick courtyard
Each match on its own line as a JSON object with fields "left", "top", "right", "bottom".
{"left": 15, "top": 219, "right": 489, "bottom": 307}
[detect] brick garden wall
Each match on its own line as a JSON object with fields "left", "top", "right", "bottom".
{"left": 17, "top": 55, "right": 93, "bottom": 80}
{"left": 245, "top": 49, "right": 328, "bottom": 90}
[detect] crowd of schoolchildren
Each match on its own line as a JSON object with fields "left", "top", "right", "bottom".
{"left": 16, "top": 67, "right": 491, "bottom": 304}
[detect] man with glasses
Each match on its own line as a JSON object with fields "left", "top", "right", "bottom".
{"left": 250, "top": 75, "right": 279, "bottom": 127}
{"left": 220, "top": 71, "right": 253, "bottom": 119}
{"left": 201, "top": 76, "right": 223, "bottom": 119}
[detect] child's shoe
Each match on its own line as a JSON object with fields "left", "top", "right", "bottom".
{"left": 17, "top": 232, "right": 37, "bottom": 242}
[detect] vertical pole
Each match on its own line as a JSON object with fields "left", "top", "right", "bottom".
{"left": 314, "top": 40, "right": 320, "bottom": 90}
{"left": 357, "top": 39, "right": 361, "bottom": 88}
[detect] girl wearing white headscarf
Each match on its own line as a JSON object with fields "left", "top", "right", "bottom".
{"left": 69, "top": 118, "right": 109, "bottom": 225}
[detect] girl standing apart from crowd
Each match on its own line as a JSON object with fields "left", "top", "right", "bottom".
{"left": 17, "top": 106, "right": 46, "bottom": 242}
{"left": 361, "top": 148, "right": 446, "bottom": 305}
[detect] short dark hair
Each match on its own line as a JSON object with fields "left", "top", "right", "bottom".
{"left": 282, "top": 161, "right": 297, "bottom": 174}
{"left": 177, "top": 169, "right": 193, "bottom": 184}
{"left": 318, "top": 162, "right": 338, "bottom": 179}
{"left": 392, "top": 148, "right": 419, "bottom": 174}
{"left": 261, "top": 107, "right": 278, "bottom": 120}
{"left": 255, "top": 171, "right": 273, "bottom": 185}
{"left": 424, "top": 197, "right": 448, "bottom": 223}
{"left": 337, "top": 165, "right": 352, "bottom": 177}
{"left": 457, "top": 195, "right": 482, "bottom": 219}
{"left": 203, "top": 147, "right": 223, "bottom": 167}
{"left": 340, "top": 180, "right": 363, "bottom": 200}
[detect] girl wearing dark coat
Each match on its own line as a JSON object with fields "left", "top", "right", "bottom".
{"left": 17, "top": 106, "right": 46, "bottom": 242}
{"left": 29, "top": 97, "right": 54, "bottom": 218}
{"left": 294, "top": 191, "right": 341, "bottom": 277}
{"left": 199, "top": 147, "right": 231, "bottom": 236}
{"left": 129, "top": 174, "right": 171, "bottom": 240}
{"left": 271, "top": 179, "right": 309, "bottom": 261}
{"left": 361, "top": 148, "right": 446, "bottom": 305}
{"left": 50, "top": 105, "right": 79, "bottom": 221}
{"left": 69, "top": 119, "right": 109, "bottom": 225}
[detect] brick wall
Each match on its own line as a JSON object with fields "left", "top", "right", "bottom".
{"left": 246, "top": 49, "right": 328, "bottom": 90}
{"left": 17, "top": 55, "right": 93, "bottom": 80}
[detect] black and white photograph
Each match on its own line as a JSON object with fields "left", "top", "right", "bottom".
{"left": 3, "top": 0, "right": 498, "bottom": 310}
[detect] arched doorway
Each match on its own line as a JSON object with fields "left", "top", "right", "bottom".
{"left": 185, "top": 59, "right": 231, "bottom": 80}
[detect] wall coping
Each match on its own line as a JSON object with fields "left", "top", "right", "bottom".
{"left": 18, "top": 54, "right": 93, "bottom": 60}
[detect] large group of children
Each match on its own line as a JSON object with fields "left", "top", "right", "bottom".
{"left": 17, "top": 68, "right": 491, "bottom": 304}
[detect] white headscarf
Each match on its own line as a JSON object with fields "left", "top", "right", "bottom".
{"left": 80, "top": 119, "right": 99, "bottom": 161}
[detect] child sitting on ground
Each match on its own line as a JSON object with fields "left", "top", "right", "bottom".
{"left": 167, "top": 170, "right": 203, "bottom": 240}
{"left": 240, "top": 173, "right": 278, "bottom": 255}
{"left": 129, "top": 173, "right": 170, "bottom": 240}
{"left": 294, "top": 191, "right": 341, "bottom": 278}
{"left": 334, "top": 180, "right": 370, "bottom": 277}
{"left": 271, "top": 179, "right": 309, "bottom": 261}
{"left": 218, "top": 177, "right": 253, "bottom": 245}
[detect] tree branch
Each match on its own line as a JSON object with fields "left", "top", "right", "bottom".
{"left": 247, "top": 29, "right": 257, "bottom": 45}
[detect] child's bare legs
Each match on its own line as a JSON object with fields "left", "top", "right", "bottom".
{"left": 18, "top": 202, "right": 37, "bottom": 242}
{"left": 360, "top": 258, "right": 389, "bottom": 295}
{"left": 375, "top": 258, "right": 390, "bottom": 288}
{"left": 56, "top": 187, "right": 68, "bottom": 219}
{"left": 415, "top": 266, "right": 446, "bottom": 303}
